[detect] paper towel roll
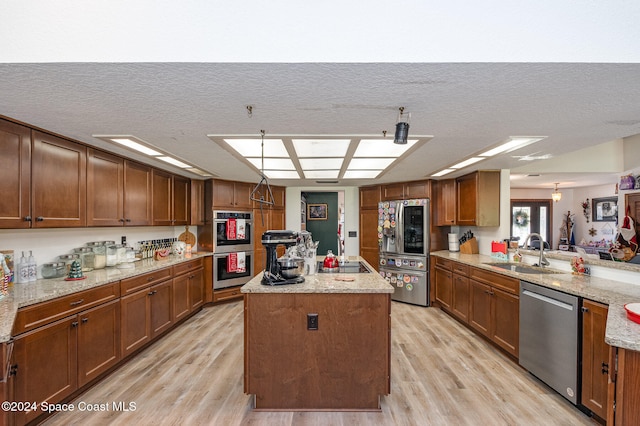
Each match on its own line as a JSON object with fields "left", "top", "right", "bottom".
{"left": 448, "top": 233, "right": 460, "bottom": 252}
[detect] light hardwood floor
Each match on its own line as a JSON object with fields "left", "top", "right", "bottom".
{"left": 42, "top": 300, "right": 594, "bottom": 425}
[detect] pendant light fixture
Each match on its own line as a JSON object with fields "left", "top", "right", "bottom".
{"left": 551, "top": 182, "right": 562, "bottom": 202}
{"left": 394, "top": 107, "right": 411, "bottom": 145}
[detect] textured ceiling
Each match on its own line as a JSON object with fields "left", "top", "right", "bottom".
{"left": 1, "top": 63, "right": 639, "bottom": 189}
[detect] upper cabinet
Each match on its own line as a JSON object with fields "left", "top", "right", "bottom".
{"left": 123, "top": 160, "right": 153, "bottom": 226}
{"left": 0, "top": 119, "right": 31, "bottom": 228}
{"left": 456, "top": 171, "right": 500, "bottom": 227}
{"left": 211, "top": 179, "right": 253, "bottom": 210}
{"left": 31, "top": 131, "right": 87, "bottom": 228}
{"left": 381, "top": 180, "right": 431, "bottom": 201}
{"left": 152, "top": 170, "right": 190, "bottom": 226}
{"left": 87, "top": 149, "right": 124, "bottom": 227}
{"left": 359, "top": 185, "right": 381, "bottom": 210}
{"left": 381, "top": 183, "right": 405, "bottom": 201}
{"left": 435, "top": 179, "right": 457, "bottom": 226}
{"left": 172, "top": 175, "right": 190, "bottom": 225}
{"left": 190, "top": 180, "right": 205, "bottom": 226}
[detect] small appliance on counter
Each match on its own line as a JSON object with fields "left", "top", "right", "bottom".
{"left": 261, "top": 230, "right": 305, "bottom": 286}
{"left": 448, "top": 233, "right": 459, "bottom": 252}
{"left": 323, "top": 250, "right": 339, "bottom": 270}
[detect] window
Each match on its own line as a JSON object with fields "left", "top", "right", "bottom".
{"left": 511, "top": 200, "right": 552, "bottom": 247}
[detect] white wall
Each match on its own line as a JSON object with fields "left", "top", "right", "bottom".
{"left": 0, "top": 226, "right": 191, "bottom": 278}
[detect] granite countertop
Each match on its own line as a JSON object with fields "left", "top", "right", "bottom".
{"left": 242, "top": 256, "right": 394, "bottom": 294}
{"left": 0, "top": 252, "right": 212, "bottom": 343}
{"left": 431, "top": 250, "right": 640, "bottom": 352}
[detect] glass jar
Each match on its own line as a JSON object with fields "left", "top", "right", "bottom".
{"left": 115, "top": 244, "right": 127, "bottom": 264}
{"left": 58, "top": 254, "right": 81, "bottom": 275}
{"left": 87, "top": 242, "right": 107, "bottom": 269}
{"left": 74, "top": 247, "right": 95, "bottom": 272}
{"left": 41, "top": 262, "right": 66, "bottom": 279}
{"left": 106, "top": 244, "right": 118, "bottom": 267}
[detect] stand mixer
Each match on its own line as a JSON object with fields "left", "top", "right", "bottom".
{"left": 261, "top": 230, "right": 306, "bottom": 286}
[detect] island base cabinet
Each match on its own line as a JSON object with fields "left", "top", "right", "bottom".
{"left": 245, "top": 293, "right": 390, "bottom": 410}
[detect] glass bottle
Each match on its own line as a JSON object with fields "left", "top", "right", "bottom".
{"left": 28, "top": 250, "right": 37, "bottom": 281}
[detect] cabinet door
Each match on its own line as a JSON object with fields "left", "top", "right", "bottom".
{"left": 270, "top": 185, "right": 286, "bottom": 209}
{"left": 190, "top": 179, "right": 205, "bottom": 226}
{"left": 253, "top": 207, "right": 270, "bottom": 275}
{"left": 87, "top": 149, "right": 124, "bottom": 227}
{"left": 469, "top": 280, "right": 491, "bottom": 337}
{"left": 405, "top": 180, "right": 430, "bottom": 199}
{"left": 436, "top": 179, "right": 457, "bottom": 226}
{"left": 77, "top": 300, "right": 120, "bottom": 387}
{"left": 173, "top": 175, "right": 190, "bottom": 225}
{"left": 0, "top": 119, "right": 31, "bottom": 228}
{"left": 491, "top": 287, "right": 519, "bottom": 357}
{"left": 452, "top": 273, "right": 470, "bottom": 322}
{"left": 32, "top": 131, "right": 87, "bottom": 227}
{"left": 359, "top": 186, "right": 381, "bottom": 209}
{"left": 152, "top": 169, "right": 173, "bottom": 226}
{"left": 124, "top": 160, "right": 153, "bottom": 226}
{"left": 434, "top": 267, "right": 452, "bottom": 311}
{"left": 382, "top": 183, "right": 404, "bottom": 201}
{"left": 120, "top": 290, "right": 151, "bottom": 357}
{"left": 212, "top": 179, "right": 235, "bottom": 208}
{"left": 456, "top": 173, "right": 478, "bottom": 226}
{"left": 14, "top": 316, "right": 78, "bottom": 425}
{"left": 172, "top": 274, "right": 191, "bottom": 322}
{"left": 359, "top": 209, "right": 380, "bottom": 271}
{"left": 234, "top": 181, "right": 254, "bottom": 209}
{"left": 189, "top": 268, "right": 205, "bottom": 311}
{"left": 150, "top": 280, "right": 173, "bottom": 337}
{"left": 581, "top": 300, "right": 609, "bottom": 419}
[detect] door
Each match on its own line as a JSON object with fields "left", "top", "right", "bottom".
{"left": 173, "top": 274, "right": 191, "bottom": 322}
{"left": 124, "top": 160, "right": 153, "bottom": 226}
{"left": 434, "top": 266, "right": 452, "bottom": 310}
{"left": 626, "top": 193, "right": 640, "bottom": 239}
{"left": 581, "top": 299, "right": 609, "bottom": 419}
{"left": 120, "top": 290, "right": 151, "bottom": 357}
{"left": 189, "top": 268, "right": 205, "bottom": 311}
{"left": 0, "top": 119, "right": 31, "bottom": 228}
{"left": 77, "top": 300, "right": 120, "bottom": 387}
{"left": 399, "top": 200, "right": 429, "bottom": 255}
{"left": 150, "top": 280, "right": 173, "bottom": 337}
{"left": 511, "top": 200, "right": 551, "bottom": 246}
{"left": 152, "top": 169, "right": 173, "bottom": 226}
{"left": 173, "top": 175, "right": 190, "bottom": 225}
{"left": 469, "top": 280, "right": 491, "bottom": 337}
{"left": 87, "top": 148, "right": 124, "bottom": 226}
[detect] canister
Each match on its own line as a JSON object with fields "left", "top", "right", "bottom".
{"left": 41, "top": 262, "right": 66, "bottom": 279}
{"left": 74, "top": 247, "right": 95, "bottom": 272}
{"left": 87, "top": 242, "right": 107, "bottom": 269}
{"left": 58, "top": 254, "right": 82, "bottom": 274}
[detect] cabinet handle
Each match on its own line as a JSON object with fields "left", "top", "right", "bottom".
{"left": 81, "top": 317, "right": 89, "bottom": 324}
{"left": 602, "top": 362, "right": 609, "bottom": 375}
{"left": 24, "top": 216, "right": 32, "bottom": 222}
{"left": 189, "top": 274, "right": 194, "bottom": 279}
{"left": 36, "top": 216, "right": 44, "bottom": 222}
{"left": 125, "top": 218, "right": 132, "bottom": 222}
{"left": 70, "top": 299, "right": 84, "bottom": 306}
{"left": 581, "top": 306, "right": 589, "bottom": 313}
{"left": 71, "top": 321, "right": 79, "bottom": 327}
{"left": 147, "top": 277, "right": 154, "bottom": 282}
{"left": 9, "top": 364, "right": 18, "bottom": 377}
{"left": 148, "top": 290, "right": 157, "bottom": 296}
{"left": 119, "top": 218, "right": 125, "bottom": 222}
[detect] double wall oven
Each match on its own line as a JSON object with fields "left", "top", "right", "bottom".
{"left": 199, "top": 211, "right": 254, "bottom": 290}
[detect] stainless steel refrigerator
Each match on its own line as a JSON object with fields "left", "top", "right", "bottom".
{"left": 377, "top": 199, "right": 430, "bottom": 306}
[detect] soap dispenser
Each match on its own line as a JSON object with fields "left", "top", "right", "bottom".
{"left": 28, "top": 250, "right": 37, "bottom": 281}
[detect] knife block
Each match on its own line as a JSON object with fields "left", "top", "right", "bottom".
{"left": 460, "top": 237, "right": 479, "bottom": 254}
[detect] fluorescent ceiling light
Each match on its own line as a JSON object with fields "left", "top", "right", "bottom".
{"left": 298, "top": 158, "right": 344, "bottom": 170}
{"left": 343, "top": 170, "right": 382, "bottom": 179}
{"left": 292, "top": 139, "right": 350, "bottom": 157}
{"left": 157, "top": 156, "right": 190, "bottom": 168}
{"left": 263, "top": 170, "right": 301, "bottom": 179}
{"left": 347, "top": 158, "right": 395, "bottom": 169}
{"left": 431, "top": 169, "right": 455, "bottom": 177}
{"left": 110, "top": 138, "right": 163, "bottom": 156}
{"left": 304, "top": 170, "right": 340, "bottom": 179}
{"left": 451, "top": 157, "right": 484, "bottom": 169}
{"left": 246, "top": 158, "right": 296, "bottom": 170}
{"left": 186, "top": 167, "right": 213, "bottom": 177}
{"left": 354, "top": 139, "right": 418, "bottom": 157}
{"left": 224, "top": 138, "right": 288, "bottom": 157}
{"left": 479, "top": 137, "right": 545, "bottom": 157}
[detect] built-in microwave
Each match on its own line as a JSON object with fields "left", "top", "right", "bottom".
{"left": 198, "top": 210, "right": 254, "bottom": 254}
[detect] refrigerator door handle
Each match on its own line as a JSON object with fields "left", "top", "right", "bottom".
{"left": 396, "top": 202, "right": 404, "bottom": 255}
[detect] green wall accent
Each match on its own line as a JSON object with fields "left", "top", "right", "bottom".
{"left": 305, "top": 192, "right": 338, "bottom": 256}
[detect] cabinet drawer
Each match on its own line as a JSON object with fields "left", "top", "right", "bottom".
{"left": 470, "top": 267, "right": 519, "bottom": 295}
{"left": 434, "top": 257, "right": 452, "bottom": 270}
{"left": 13, "top": 282, "right": 120, "bottom": 334}
{"left": 452, "top": 262, "right": 469, "bottom": 276}
{"left": 120, "top": 267, "right": 172, "bottom": 295}
{"left": 213, "top": 286, "right": 243, "bottom": 303}
{"left": 172, "top": 258, "right": 203, "bottom": 276}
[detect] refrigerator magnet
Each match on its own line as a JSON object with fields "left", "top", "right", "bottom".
{"left": 406, "top": 284, "right": 413, "bottom": 291}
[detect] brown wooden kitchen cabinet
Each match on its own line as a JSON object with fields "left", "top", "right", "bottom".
{"left": 31, "top": 130, "right": 87, "bottom": 228}
{"left": 381, "top": 182, "right": 405, "bottom": 201}
{"left": 359, "top": 185, "right": 382, "bottom": 271}
{"left": 190, "top": 179, "right": 206, "bottom": 226}
{"left": 13, "top": 293, "right": 120, "bottom": 425}
{"left": 451, "top": 262, "right": 470, "bottom": 322}
{"left": 359, "top": 185, "right": 381, "bottom": 209}
{"left": 0, "top": 118, "right": 31, "bottom": 229}
{"left": 434, "top": 257, "right": 453, "bottom": 311}
{"left": 252, "top": 186, "right": 286, "bottom": 276}
{"left": 609, "top": 347, "right": 640, "bottom": 425}
{"left": 468, "top": 266, "right": 519, "bottom": 357}
{"left": 456, "top": 170, "right": 500, "bottom": 227}
{"left": 172, "top": 259, "right": 204, "bottom": 319}
{"left": 124, "top": 160, "right": 153, "bottom": 226}
{"left": 211, "top": 179, "right": 253, "bottom": 210}
{"left": 153, "top": 170, "right": 191, "bottom": 226}
{"left": 87, "top": 148, "right": 125, "bottom": 226}
{"left": 435, "top": 178, "right": 457, "bottom": 226}
{"left": 172, "top": 175, "right": 190, "bottom": 225}
{"left": 581, "top": 299, "right": 610, "bottom": 420}
{"left": 405, "top": 179, "right": 431, "bottom": 199}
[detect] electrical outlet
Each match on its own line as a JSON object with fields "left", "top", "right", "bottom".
{"left": 307, "top": 313, "right": 318, "bottom": 330}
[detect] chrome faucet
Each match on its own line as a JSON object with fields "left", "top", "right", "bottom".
{"left": 522, "top": 233, "right": 550, "bottom": 267}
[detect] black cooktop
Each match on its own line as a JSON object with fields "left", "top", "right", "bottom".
{"left": 316, "top": 261, "right": 371, "bottom": 274}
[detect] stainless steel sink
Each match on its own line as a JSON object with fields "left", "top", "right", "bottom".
{"left": 484, "top": 262, "right": 564, "bottom": 275}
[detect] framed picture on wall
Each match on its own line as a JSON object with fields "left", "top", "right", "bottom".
{"left": 307, "top": 203, "right": 328, "bottom": 221}
{"left": 592, "top": 197, "right": 618, "bottom": 222}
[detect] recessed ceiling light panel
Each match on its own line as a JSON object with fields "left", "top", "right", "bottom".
{"left": 304, "top": 170, "right": 340, "bottom": 179}
{"left": 157, "top": 156, "right": 191, "bottom": 168}
{"left": 343, "top": 170, "right": 382, "bottom": 179}
{"left": 292, "top": 139, "right": 350, "bottom": 157}
{"left": 354, "top": 139, "right": 418, "bottom": 157}
{"left": 347, "top": 158, "right": 395, "bottom": 169}
{"left": 431, "top": 169, "right": 455, "bottom": 177}
{"left": 450, "top": 157, "right": 484, "bottom": 169}
{"left": 247, "top": 158, "right": 296, "bottom": 170}
{"left": 298, "top": 158, "right": 344, "bottom": 170}
{"left": 224, "top": 138, "right": 289, "bottom": 157}
{"left": 263, "top": 170, "right": 301, "bottom": 179}
{"left": 479, "top": 136, "right": 546, "bottom": 157}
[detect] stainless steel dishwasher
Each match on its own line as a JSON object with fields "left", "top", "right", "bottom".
{"left": 519, "top": 280, "right": 579, "bottom": 405}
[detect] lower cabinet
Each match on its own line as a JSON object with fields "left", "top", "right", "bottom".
{"left": 434, "top": 259, "right": 453, "bottom": 310}
{"left": 451, "top": 264, "right": 470, "bottom": 322}
{"left": 172, "top": 259, "right": 204, "bottom": 321}
{"left": 581, "top": 299, "right": 609, "bottom": 420}
{"left": 213, "top": 286, "right": 243, "bottom": 303}
{"left": 609, "top": 347, "right": 640, "bottom": 426}
{"left": 13, "top": 300, "right": 120, "bottom": 425}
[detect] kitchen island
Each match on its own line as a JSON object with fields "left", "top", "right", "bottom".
{"left": 241, "top": 256, "right": 393, "bottom": 411}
